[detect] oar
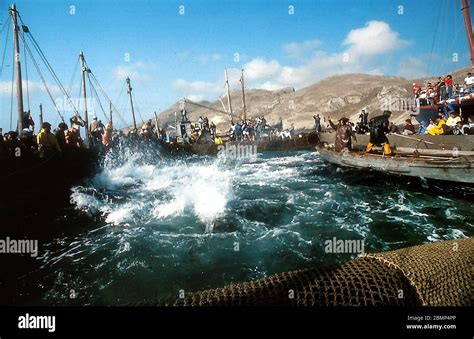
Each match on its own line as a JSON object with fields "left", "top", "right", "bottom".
{"left": 392, "top": 133, "right": 447, "bottom": 150}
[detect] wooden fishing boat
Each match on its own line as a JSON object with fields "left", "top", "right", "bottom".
{"left": 316, "top": 146, "right": 474, "bottom": 184}
{"left": 190, "top": 131, "right": 320, "bottom": 155}
{"left": 317, "top": 130, "right": 474, "bottom": 151}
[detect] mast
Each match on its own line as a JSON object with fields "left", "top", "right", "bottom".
{"left": 39, "top": 104, "right": 43, "bottom": 126}
{"left": 109, "top": 101, "right": 113, "bottom": 126}
{"left": 80, "top": 51, "right": 90, "bottom": 144}
{"left": 462, "top": 0, "right": 474, "bottom": 66}
{"left": 224, "top": 69, "right": 233, "bottom": 116}
{"left": 126, "top": 77, "right": 137, "bottom": 131}
{"left": 10, "top": 4, "right": 24, "bottom": 132}
{"left": 240, "top": 69, "right": 247, "bottom": 121}
{"left": 154, "top": 111, "right": 159, "bottom": 138}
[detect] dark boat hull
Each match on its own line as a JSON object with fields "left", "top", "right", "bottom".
{"left": 191, "top": 132, "right": 320, "bottom": 155}
{"left": 317, "top": 147, "right": 474, "bottom": 184}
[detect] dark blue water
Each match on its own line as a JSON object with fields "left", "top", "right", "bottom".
{"left": 10, "top": 143, "right": 474, "bottom": 305}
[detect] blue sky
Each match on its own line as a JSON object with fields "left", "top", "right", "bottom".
{"left": 0, "top": 0, "right": 471, "bottom": 130}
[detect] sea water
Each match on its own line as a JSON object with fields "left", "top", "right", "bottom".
{"left": 5, "top": 141, "right": 473, "bottom": 305}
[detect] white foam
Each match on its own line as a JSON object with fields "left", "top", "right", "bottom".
{"left": 152, "top": 163, "right": 233, "bottom": 224}
{"left": 105, "top": 203, "right": 138, "bottom": 225}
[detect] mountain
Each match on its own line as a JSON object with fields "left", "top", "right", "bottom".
{"left": 155, "top": 66, "right": 472, "bottom": 132}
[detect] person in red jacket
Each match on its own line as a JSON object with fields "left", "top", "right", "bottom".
{"left": 445, "top": 74, "right": 453, "bottom": 99}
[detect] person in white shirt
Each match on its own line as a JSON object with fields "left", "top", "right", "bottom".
{"left": 464, "top": 72, "right": 474, "bottom": 93}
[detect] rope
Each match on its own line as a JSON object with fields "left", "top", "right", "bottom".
{"left": 18, "top": 13, "right": 81, "bottom": 118}
{"left": 66, "top": 55, "right": 80, "bottom": 96}
{"left": 426, "top": 0, "right": 443, "bottom": 75}
{"left": 21, "top": 30, "right": 30, "bottom": 111}
{"left": 185, "top": 98, "right": 241, "bottom": 120}
{"left": 0, "top": 19, "right": 11, "bottom": 77}
{"left": 131, "top": 91, "right": 145, "bottom": 124}
{"left": 18, "top": 31, "right": 64, "bottom": 122}
{"left": 88, "top": 71, "right": 128, "bottom": 128}
{"left": 0, "top": 13, "right": 9, "bottom": 35}
{"left": 86, "top": 71, "right": 109, "bottom": 122}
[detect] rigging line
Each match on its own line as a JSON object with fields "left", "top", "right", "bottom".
{"left": 86, "top": 72, "right": 109, "bottom": 122}
{"left": 17, "top": 16, "right": 80, "bottom": 116}
{"left": 20, "top": 30, "right": 30, "bottom": 111}
{"left": 23, "top": 32, "right": 80, "bottom": 118}
{"left": 0, "top": 19, "right": 11, "bottom": 77}
{"left": 20, "top": 32, "right": 64, "bottom": 122}
{"left": 427, "top": 0, "right": 443, "bottom": 75}
{"left": 77, "top": 71, "right": 82, "bottom": 117}
{"left": 0, "top": 13, "right": 9, "bottom": 35}
{"left": 131, "top": 91, "right": 145, "bottom": 124}
{"left": 66, "top": 55, "right": 80, "bottom": 96}
{"left": 88, "top": 71, "right": 127, "bottom": 127}
{"left": 184, "top": 98, "right": 241, "bottom": 119}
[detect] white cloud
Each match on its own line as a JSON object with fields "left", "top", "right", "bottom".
{"left": 112, "top": 61, "right": 159, "bottom": 83}
{"left": 0, "top": 80, "right": 61, "bottom": 97}
{"left": 173, "top": 21, "right": 410, "bottom": 98}
{"left": 343, "top": 20, "right": 410, "bottom": 57}
{"left": 243, "top": 58, "right": 282, "bottom": 81}
{"left": 283, "top": 39, "right": 322, "bottom": 59}
{"left": 172, "top": 78, "right": 223, "bottom": 101}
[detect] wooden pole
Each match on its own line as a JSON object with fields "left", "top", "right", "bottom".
{"left": 224, "top": 69, "right": 233, "bottom": 117}
{"left": 461, "top": 0, "right": 474, "bottom": 66}
{"left": 154, "top": 111, "right": 159, "bottom": 138}
{"left": 240, "top": 69, "right": 247, "bottom": 121}
{"left": 126, "top": 77, "right": 137, "bottom": 131}
{"left": 174, "top": 111, "right": 178, "bottom": 138}
{"left": 10, "top": 4, "right": 24, "bottom": 132}
{"left": 109, "top": 101, "right": 113, "bottom": 126}
{"left": 80, "top": 52, "right": 90, "bottom": 145}
{"left": 39, "top": 104, "right": 43, "bottom": 126}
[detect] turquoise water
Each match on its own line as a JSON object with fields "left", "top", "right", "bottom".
{"left": 11, "top": 143, "right": 474, "bottom": 305}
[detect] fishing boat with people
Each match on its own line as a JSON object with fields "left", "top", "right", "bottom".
{"left": 318, "top": 0, "right": 474, "bottom": 152}
{"left": 317, "top": 145, "right": 474, "bottom": 184}
{"left": 170, "top": 69, "right": 321, "bottom": 156}
{"left": 0, "top": 5, "right": 115, "bottom": 198}
{"left": 317, "top": 0, "right": 474, "bottom": 184}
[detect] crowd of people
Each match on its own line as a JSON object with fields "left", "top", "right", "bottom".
{"left": 0, "top": 114, "right": 117, "bottom": 161}
{"left": 177, "top": 109, "right": 300, "bottom": 145}
{"left": 412, "top": 72, "right": 474, "bottom": 106}
{"left": 326, "top": 106, "right": 474, "bottom": 156}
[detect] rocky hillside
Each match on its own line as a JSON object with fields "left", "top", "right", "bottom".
{"left": 155, "top": 66, "right": 472, "bottom": 132}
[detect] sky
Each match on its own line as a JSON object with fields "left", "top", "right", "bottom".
{"left": 0, "top": 0, "right": 471, "bottom": 130}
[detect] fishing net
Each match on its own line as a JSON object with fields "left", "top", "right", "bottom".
{"left": 142, "top": 238, "right": 472, "bottom": 307}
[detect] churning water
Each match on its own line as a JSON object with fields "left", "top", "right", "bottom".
{"left": 9, "top": 142, "right": 474, "bottom": 305}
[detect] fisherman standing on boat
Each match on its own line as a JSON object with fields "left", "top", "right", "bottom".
{"left": 23, "top": 110, "right": 35, "bottom": 132}
{"left": 313, "top": 114, "right": 322, "bottom": 133}
{"left": 37, "top": 122, "right": 61, "bottom": 158}
{"left": 54, "top": 122, "right": 68, "bottom": 150}
{"left": 328, "top": 117, "right": 356, "bottom": 152}
{"left": 366, "top": 110, "right": 392, "bottom": 156}
{"left": 89, "top": 116, "right": 102, "bottom": 144}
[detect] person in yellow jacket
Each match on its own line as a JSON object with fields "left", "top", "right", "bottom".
{"left": 214, "top": 136, "right": 223, "bottom": 145}
{"left": 37, "top": 122, "right": 61, "bottom": 158}
{"left": 427, "top": 116, "right": 446, "bottom": 136}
